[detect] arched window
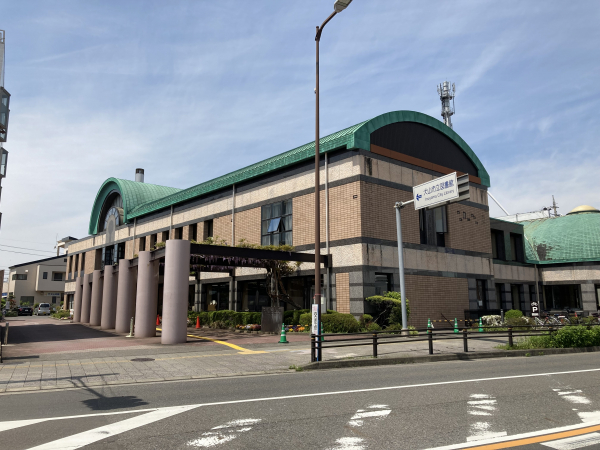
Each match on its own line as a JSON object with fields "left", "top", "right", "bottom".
{"left": 98, "top": 191, "right": 124, "bottom": 233}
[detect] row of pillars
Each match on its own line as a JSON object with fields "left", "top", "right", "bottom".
{"left": 71, "top": 240, "right": 191, "bottom": 345}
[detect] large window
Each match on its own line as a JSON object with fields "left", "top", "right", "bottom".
{"left": 20, "top": 296, "right": 34, "bottom": 306}
{"left": 544, "top": 284, "right": 582, "bottom": 310}
{"left": 511, "top": 284, "right": 522, "bottom": 310}
{"left": 52, "top": 272, "right": 63, "bottom": 281}
{"left": 12, "top": 274, "right": 27, "bottom": 281}
{"left": 374, "top": 273, "right": 392, "bottom": 296}
{"left": 262, "top": 200, "right": 292, "bottom": 246}
{"left": 206, "top": 283, "right": 230, "bottom": 311}
{"left": 240, "top": 280, "right": 270, "bottom": 312}
{"left": 476, "top": 280, "right": 487, "bottom": 309}
{"left": 510, "top": 233, "right": 525, "bottom": 262}
{"left": 419, "top": 206, "right": 447, "bottom": 247}
{"left": 491, "top": 230, "right": 506, "bottom": 260}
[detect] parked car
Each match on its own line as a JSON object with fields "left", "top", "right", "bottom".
{"left": 17, "top": 306, "right": 33, "bottom": 316}
{"left": 35, "top": 303, "right": 51, "bottom": 316}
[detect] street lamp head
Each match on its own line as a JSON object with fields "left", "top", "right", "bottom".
{"left": 334, "top": 0, "right": 353, "bottom": 12}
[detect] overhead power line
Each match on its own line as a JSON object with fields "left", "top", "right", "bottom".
{"left": 0, "top": 249, "right": 58, "bottom": 257}
{"left": 0, "top": 244, "right": 55, "bottom": 254}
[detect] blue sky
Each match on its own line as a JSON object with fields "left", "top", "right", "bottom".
{"left": 0, "top": 0, "right": 599, "bottom": 271}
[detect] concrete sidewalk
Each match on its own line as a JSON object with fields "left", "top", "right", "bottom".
{"left": 0, "top": 316, "right": 509, "bottom": 393}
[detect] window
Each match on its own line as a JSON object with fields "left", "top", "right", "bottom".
{"left": 52, "top": 272, "right": 63, "bottom": 281}
{"left": 204, "top": 220, "right": 213, "bottom": 239}
{"left": 149, "top": 234, "right": 157, "bottom": 250}
{"left": 419, "top": 206, "right": 447, "bottom": 247}
{"left": 476, "top": 279, "right": 487, "bottom": 309}
{"left": 51, "top": 297, "right": 57, "bottom": 304}
{"left": 161, "top": 231, "right": 169, "bottom": 242}
{"left": 12, "top": 274, "right": 27, "bottom": 281}
{"left": 206, "top": 283, "right": 230, "bottom": 311}
{"left": 495, "top": 283, "right": 503, "bottom": 307}
{"left": 374, "top": 273, "right": 392, "bottom": 296}
{"left": 117, "top": 242, "right": 125, "bottom": 260}
{"left": 511, "top": 284, "right": 522, "bottom": 310}
{"left": 491, "top": 230, "right": 506, "bottom": 260}
{"left": 174, "top": 227, "right": 183, "bottom": 239}
{"left": 529, "top": 284, "right": 537, "bottom": 304}
{"left": 262, "top": 200, "right": 292, "bottom": 246}
{"left": 139, "top": 237, "right": 146, "bottom": 252}
{"left": 81, "top": 252, "right": 86, "bottom": 273}
{"left": 240, "top": 280, "right": 270, "bottom": 312}
{"left": 544, "top": 284, "right": 582, "bottom": 310}
{"left": 510, "top": 233, "right": 525, "bottom": 262}
{"left": 190, "top": 223, "right": 198, "bottom": 242}
{"left": 20, "top": 296, "right": 34, "bottom": 306}
{"left": 43, "top": 272, "right": 48, "bottom": 280}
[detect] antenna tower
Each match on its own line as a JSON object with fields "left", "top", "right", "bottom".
{"left": 437, "top": 81, "right": 455, "bottom": 129}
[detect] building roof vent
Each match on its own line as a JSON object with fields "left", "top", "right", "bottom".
{"left": 135, "top": 168, "right": 144, "bottom": 183}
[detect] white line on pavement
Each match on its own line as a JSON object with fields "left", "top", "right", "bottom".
{"left": 541, "top": 432, "right": 600, "bottom": 449}
{"left": 26, "top": 405, "right": 198, "bottom": 450}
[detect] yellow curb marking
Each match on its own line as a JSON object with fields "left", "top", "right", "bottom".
{"left": 156, "top": 327, "right": 266, "bottom": 354}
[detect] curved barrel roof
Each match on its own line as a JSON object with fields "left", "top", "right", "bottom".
{"left": 125, "top": 110, "right": 489, "bottom": 221}
{"left": 88, "top": 178, "right": 182, "bottom": 235}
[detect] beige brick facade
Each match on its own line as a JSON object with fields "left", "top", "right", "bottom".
{"left": 405, "top": 275, "right": 469, "bottom": 327}
{"left": 235, "top": 208, "right": 261, "bottom": 246}
{"left": 446, "top": 203, "right": 492, "bottom": 254}
{"left": 213, "top": 215, "right": 232, "bottom": 245}
{"left": 336, "top": 273, "right": 350, "bottom": 314}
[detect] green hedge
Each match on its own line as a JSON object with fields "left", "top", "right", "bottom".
{"left": 187, "top": 310, "right": 261, "bottom": 328}
{"left": 364, "top": 291, "right": 409, "bottom": 327}
{"left": 507, "top": 325, "right": 600, "bottom": 350}
{"left": 504, "top": 309, "right": 523, "bottom": 320}
{"left": 284, "top": 309, "right": 310, "bottom": 325}
{"left": 299, "top": 312, "right": 360, "bottom": 333}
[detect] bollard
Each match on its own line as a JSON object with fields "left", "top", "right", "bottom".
{"left": 126, "top": 317, "right": 134, "bottom": 338}
{"left": 478, "top": 317, "right": 484, "bottom": 333}
{"left": 454, "top": 318, "right": 459, "bottom": 334}
{"left": 508, "top": 327, "right": 513, "bottom": 347}
{"left": 373, "top": 333, "right": 378, "bottom": 358}
{"left": 3, "top": 322, "right": 8, "bottom": 345}
{"left": 278, "top": 323, "right": 289, "bottom": 344}
{"left": 310, "top": 335, "right": 316, "bottom": 363}
{"left": 428, "top": 328, "right": 433, "bottom": 355}
{"left": 463, "top": 328, "right": 468, "bottom": 352}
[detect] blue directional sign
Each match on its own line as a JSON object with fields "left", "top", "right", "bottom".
{"left": 413, "top": 172, "right": 459, "bottom": 210}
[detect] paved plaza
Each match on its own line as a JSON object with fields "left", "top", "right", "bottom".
{"left": 0, "top": 316, "right": 507, "bottom": 393}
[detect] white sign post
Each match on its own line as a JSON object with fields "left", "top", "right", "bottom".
{"left": 413, "top": 172, "right": 459, "bottom": 210}
{"left": 395, "top": 172, "right": 470, "bottom": 332}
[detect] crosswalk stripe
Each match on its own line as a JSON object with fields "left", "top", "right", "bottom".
{"left": 542, "top": 432, "right": 600, "bottom": 450}
{"left": 26, "top": 405, "right": 198, "bottom": 450}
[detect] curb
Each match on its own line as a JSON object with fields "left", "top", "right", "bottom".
{"left": 300, "top": 346, "right": 600, "bottom": 371}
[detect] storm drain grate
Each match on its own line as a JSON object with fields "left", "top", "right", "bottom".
{"left": 130, "top": 358, "right": 155, "bottom": 362}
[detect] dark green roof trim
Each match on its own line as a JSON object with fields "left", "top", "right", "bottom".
{"left": 127, "top": 110, "right": 490, "bottom": 220}
{"left": 88, "top": 178, "right": 182, "bottom": 235}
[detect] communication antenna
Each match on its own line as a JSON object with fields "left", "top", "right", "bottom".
{"left": 551, "top": 195, "right": 559, "bottom": 216}
{"left": 437, "top": 81, "right": 455, "bottom": 129}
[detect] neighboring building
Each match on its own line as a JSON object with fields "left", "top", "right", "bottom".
{"left": 7, "top": 255, "right": 67, "bottom": 308}
{"left": 64, "top": 109, "right": 538, "bottom": 331}
{"left": 0, "top": 30, "right": 11, "bottom": 230}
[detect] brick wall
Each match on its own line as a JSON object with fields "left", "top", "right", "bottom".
{"left": 213, "top": 215, "right": 232, "bottom": 245}
{"left": 125, "top": 240, "right": 134, "bottom": 260}
{"left": 336, "top": 273, "right": 350, "bottom": 313}
{"left": 360, "top": 181, "right": 420, "bottom": 244}
{"left": 84, "top": 250, "right": 97, "bottom": 274}
{"left": 405, "top": 275, "right": 469, "bottom": 327}
{"left": 235, "top": 207, "right": 261, "bottom": 246}
{"left": 446, "top": 203, "right": 492, "bottom": 254}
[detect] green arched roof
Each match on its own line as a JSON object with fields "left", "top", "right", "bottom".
{"left": 88, "top": 178, "right": 182, "bottom": 235}
{"left": 122, "top": 110, "right": 489, "bottom": 220}
{"left": 521, "top": 213, "right": 600, "bottom": 264}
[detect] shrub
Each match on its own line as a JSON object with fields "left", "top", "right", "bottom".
{"left": 366, "top": 322, "right": 382, "bottom": 332}
{"left": 326, "top": 310, "right": 339, "bottom": 314}
{"left": 481, "top": 315, "right": 502, "bottom": 327}
{"left": 5, "top": 310, "right": 17, "bottom": 317}
{"left": 384, "top": 323, "right": 419, "bottom": 335}
{"left": 299, "top": 312, "right": 360, "bottom": 333}
{"left": 359, "top": 314, "right": 373, "bottom": 329}
{"left": 284, "top": 309, "right": 309, "bottom": 325}
{"left": 505, "top": 325, "right": 600, "bottom": 350}
{"left": 504, "top": 309, "right": 523, "bottom": 320}
{"left": 51, "top": 310, "right": 71, "bottom": 319}
{"left": 186, "top": 310, "right": 261, "bottom": 328}
{"left": 364, "top": 291, "right": 409, "bottom": 327}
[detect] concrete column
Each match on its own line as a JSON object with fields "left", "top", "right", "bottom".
{"left": 101, "top": 266, "right": 118, "bottom": 329}
{"left": 135, "top": 251, "right": 159, "bottom": 338}
{"left": 72, "top": 276, "right": 83, "bottom": 322}
{"left": 229, "top": 274, "right": 235, "bottom": 311}
{"left": 115, "top": 259, "right": 137, "bottom": 333}
{"left": 80, "top": 274, "right": 92, "bottom": 323}
{"left": 161, "top": 240, "right": 190, "bottom": 344}
{"left": 89, "top": 270, "right": 104, "bottom": 326}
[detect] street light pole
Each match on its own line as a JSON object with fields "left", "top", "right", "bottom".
{"left": 313, "top": 1, "right": 352, "bottom": 362}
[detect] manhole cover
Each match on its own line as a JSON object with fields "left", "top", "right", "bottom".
{"left": 130, "top": 358, "right": 155, "bottom": 362}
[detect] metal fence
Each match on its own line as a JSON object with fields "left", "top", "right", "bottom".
{"left": 309, "top": 323, "right": 600, "bottom": 363}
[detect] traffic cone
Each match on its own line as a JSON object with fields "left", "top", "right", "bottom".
{"left": 278, "top": 323, "right": 289, "bottom": 344}
{"left": 454, "top": 318, "right": 459, "bottom": 334}
{"left": 427, "top": 318, "right": 432, "bottom": 334}
{"left": 156, "top": 315, "right": 160, "bottom": 326}
{"left": 195, "top": 316, "right": 201, "bottom": 329}
{"left": 320, "top": 322, "right": 324, "bottom": 342}
{"left": 478, "top": 317, "right": 483, "bottom": 333}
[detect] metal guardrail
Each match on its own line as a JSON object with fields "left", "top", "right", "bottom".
{"left": 309, "top": 323, "right": 600, "bottom": 363}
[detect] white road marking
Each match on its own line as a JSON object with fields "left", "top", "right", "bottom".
{"left": 424, "top": 419, "right": 600, "bottom": 449}
{"left": 466, "top": 394, "right": 507, "bottom": 442}
{"left": 542, "top": 432, "right": 600, "bottom": 449}
{"left": 26, "top": 405, "right": 198, "bottom": 450}
{"left": 348, "top": 404, "right": 391, "bottom": 427}
{"left": 0, "top": 409, "right": 158, "bottom": 433}
{"left": 327, "top": 437, "right": 366, "bottom": 450}
{"left": 187, "top": 418, "right": 261, "bottom": 448}
{"left": 554, "top": 388, "right": 592, "bottom": 405}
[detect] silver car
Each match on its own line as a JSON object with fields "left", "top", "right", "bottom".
{"left": 35, "top": 303, "right": 51, "bottom": 316}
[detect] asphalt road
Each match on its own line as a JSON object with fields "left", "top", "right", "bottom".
{"left": 2, "top": 352, "right": 600, "bottom": 449}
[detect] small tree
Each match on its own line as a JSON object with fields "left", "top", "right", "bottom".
{"left": 364, "top": 291, "right": 410, "bottom": 327}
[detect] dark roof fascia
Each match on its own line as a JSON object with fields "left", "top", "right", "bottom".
{"left": 9, "top": 254, "right": 67, "bottom": 269}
